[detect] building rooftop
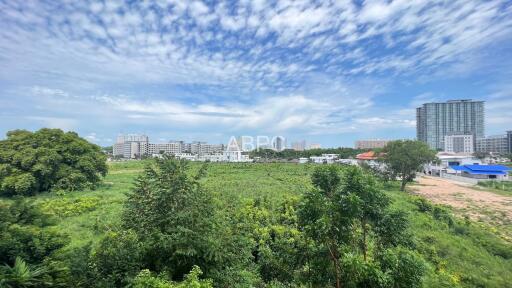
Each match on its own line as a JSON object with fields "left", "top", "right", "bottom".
{"left": 356, "top": 151, "right": 378, "bottom": 160}
{"left": 450, "top": 164, "right": 511, "bottom": 175}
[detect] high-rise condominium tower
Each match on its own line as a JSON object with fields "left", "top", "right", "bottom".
{"left": 416, "top": 99, "right": 485, "bottom": 150}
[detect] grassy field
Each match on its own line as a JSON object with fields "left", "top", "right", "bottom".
{"left": 477, "top": 180, "right": 512, "bottom": 197}
{"left": 3, "top": 161, "right": 512, "bottom": 287}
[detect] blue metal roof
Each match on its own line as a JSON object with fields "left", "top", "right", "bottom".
{"left": 449, "top": 165, "right": 509, "bottom": 175}
{"left": 465, "top": 165, "right": 511, "bottom": 171}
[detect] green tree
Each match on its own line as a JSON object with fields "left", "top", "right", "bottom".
{"left": 0, "top": 129, "right": 107, "bottom": 196}
{"left": 122, "top": 156, "right": 256, "bottom": 286}
{"left": 298, "top": 165, "right": 425, "bottom": 287}
{"left": 340, "top": 166, "right": 389, "bottom": 261}
{"left": 298, "top": 165, "right": 361, "bottom": 288}
{"left": 382, "top": 140, "right": 436, "bottom": 191}
{"left": 122, "top": 156, "right": 215, "bottom": 277}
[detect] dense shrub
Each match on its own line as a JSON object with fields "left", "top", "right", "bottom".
{"left": 0, "top": 198, "right": 68, "bottom": 266}
{"left": 39, "top": 196, "right": 100, "bottom": 217}
{"left": 0, "top": 129, "right": 107, "bottom": 196}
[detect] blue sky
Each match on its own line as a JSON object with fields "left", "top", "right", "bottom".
{"left": 1, "top": 0, "right": 511, "bottom": 147}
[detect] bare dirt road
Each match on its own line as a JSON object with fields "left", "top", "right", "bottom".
{"left": 410, "top": 176, "right": 512, "bottom": 239}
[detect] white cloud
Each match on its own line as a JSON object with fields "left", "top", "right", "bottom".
{"left": 26, "top": 116, "right": 77, "bottom": 131}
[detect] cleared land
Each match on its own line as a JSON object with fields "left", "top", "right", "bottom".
{"left": 410, "top": 176, "right": 512, "bottom": 240}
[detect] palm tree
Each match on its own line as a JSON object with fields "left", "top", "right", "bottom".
{"left": 0, "top": 257, "right": 51, "bottom": 287}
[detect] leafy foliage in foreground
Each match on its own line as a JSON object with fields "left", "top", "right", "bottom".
{"left": 1, "top": 159, "right": 511, "bottom": 287}
{"left": 0, "top": 198, "right": 68, "bottom": 267}
{"left": 298, "top": 165, "right": 423, "bottom": 287}
{"left": 0, "top": 129, "right": 107, "bottom": 196}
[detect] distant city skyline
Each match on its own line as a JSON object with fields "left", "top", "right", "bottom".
{"left": 1, "top": 1, "right": 511, "bottom": 147}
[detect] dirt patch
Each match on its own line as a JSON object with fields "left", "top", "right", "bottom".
{"left": 410, "top": 176, "right": 512, "bottom": 239}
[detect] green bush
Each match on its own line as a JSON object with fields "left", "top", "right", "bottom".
{"left": 0, "top": 198, "right": 68, "bottom": 266}
{"left": 39, "top": 197, "right": 100, "bottom": 217}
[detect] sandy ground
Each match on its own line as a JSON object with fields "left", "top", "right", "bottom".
{"left": 410, "top": 176, "right": 512, "bottom": 228}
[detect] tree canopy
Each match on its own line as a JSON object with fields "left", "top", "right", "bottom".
{"left": 382, "top": 140, "right": 436, "bottom": 191}
{"left": 0, "top": 129, "right": 107, "bottom": 196}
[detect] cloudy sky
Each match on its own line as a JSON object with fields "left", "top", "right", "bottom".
{"left": 1, "top": 0, "right": 511, "bottom": 147}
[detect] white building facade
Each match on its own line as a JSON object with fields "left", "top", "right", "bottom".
{"left": 444, "top": 134, "right": 474, "bottom": 153}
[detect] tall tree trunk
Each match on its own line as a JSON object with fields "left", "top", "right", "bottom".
{"left": 328, "top": 244, "right": 342, "bottom": 288}
{"left": 400, "top": 178, "right": 407, "bottom": 191}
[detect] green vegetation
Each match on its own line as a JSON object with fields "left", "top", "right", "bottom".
{"left": 0, "top": 129, "right": 107, "bottom": 196}
{"left": 477, "top": 181, "right": 512, "bottom": 197}
{"left": 382, "top": 140, "right": 437, "bottom": 191}
{"left": 1, "top": 158, "right": 511, "bottom": 287}
{"left": 249, "top": 147, "right": 368, "bottom": 160}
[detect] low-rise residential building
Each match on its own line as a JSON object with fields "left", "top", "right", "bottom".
{"left": 355, "top": 139, "right": 390, "bottom": 149}
{"left": 444, "top": 134, "right": 474, "bottom": 153}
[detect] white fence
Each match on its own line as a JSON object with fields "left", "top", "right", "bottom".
{"left": 440, "top": 173, "right": 480, "bottom": 184}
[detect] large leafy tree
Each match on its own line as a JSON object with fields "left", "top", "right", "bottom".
{"left": 0, "top": 129, "right": 107, "bottom": 196}
{"left": 382, "top": 140, "right": 436, "bottom": 191}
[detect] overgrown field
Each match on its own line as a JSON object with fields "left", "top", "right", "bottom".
{"left": 2, "top": 161, "right": 512, "bottom": 287}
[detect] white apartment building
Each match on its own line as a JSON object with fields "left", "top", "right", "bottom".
{"left": 355, "top": 139, "right": 390, "bottom": 149}
{"left": 140, "top": 142, "right": 184, "bottom": 156}
{"left": 113, "top": 134, "right": 149, "bottom": 159}
{"left": 190, "top": 141, "right": 225, "bottom": 155}
{"left": 113, "top": 134, "right": 225, "bottom": 159}
{"left": 444, "top": 134, "right": 474, "bottom": 153}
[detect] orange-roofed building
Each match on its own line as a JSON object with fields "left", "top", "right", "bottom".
{"left": 356, "top": 151, "right": 378, "bottom": 160}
